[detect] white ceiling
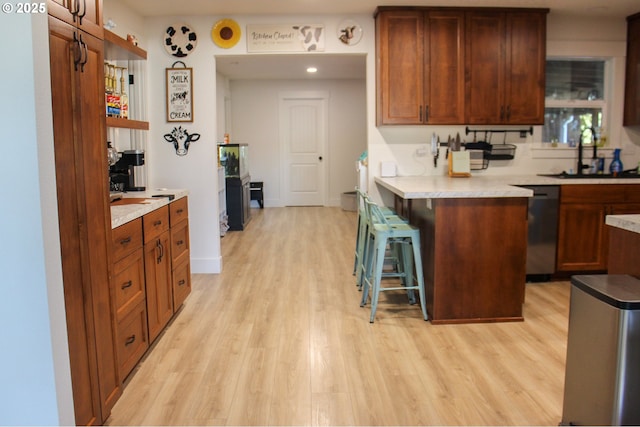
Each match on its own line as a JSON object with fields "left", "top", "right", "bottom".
{"left": 116, "top": 0, "right": 640, "bottom": 80}
{"left": 119, "top": 0, "right": 639, "bottom": 19}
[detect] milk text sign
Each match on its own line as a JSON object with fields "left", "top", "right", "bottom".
{"left": 166, "top": 67, "right": 193, "bottom": 122}
{"left": 247, "top": 24, "right": 325, "bottom": 52}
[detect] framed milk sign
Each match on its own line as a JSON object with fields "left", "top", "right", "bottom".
{"left": 166, "top": 64, "right": 193, "bottom": 122}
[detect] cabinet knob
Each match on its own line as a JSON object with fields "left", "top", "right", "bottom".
{"left": 319, "top": 156, "right": 323, "bottom": 161}
{"left": 125, "top": 335, "right": 136, "bottom": 346}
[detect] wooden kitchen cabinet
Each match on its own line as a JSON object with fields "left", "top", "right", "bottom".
{"left": 375, "top": 7, "right": 547, "bottom": 126}
{"left": 47, "top": 0, "right": 103, "bottom": 39}
{"left": 465, "top": 10, "right": 547, "bottom": 125}
{"left": 410, "top": 196, "right": 528, "bottom": 324}
{"left": 110, "top": 197, "right": 191, "bottom": 381}
{"left": 375, "top": 8, "right": 465, "bottom": 125}
{"left": 170, "top": 197, "right": 191, "bottom": 309}
{"left": 556, "top": 185, "right": 640, "bottom": 272}
{"left": 143, "top": 206, "right": 174, "bottom": 343}
{"left": 111, "top": 218, "right": 148, "bottom": 382}
{"left": 624, "top": 12, "right": 640, "bottom": 126}
{"left": 48, "top": 13, "right": 120, "bottom": 425}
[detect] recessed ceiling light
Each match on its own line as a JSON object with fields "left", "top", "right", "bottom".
{"left": 306, "top": 66, "right": 318, "bottom": 73}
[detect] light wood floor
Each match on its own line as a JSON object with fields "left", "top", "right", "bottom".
{"left": 106, "top": 206, "right": 570, "bottom": 426}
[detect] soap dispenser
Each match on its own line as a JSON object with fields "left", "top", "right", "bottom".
{"left": 609, "top": 148, "right": 623, "bottom": 177}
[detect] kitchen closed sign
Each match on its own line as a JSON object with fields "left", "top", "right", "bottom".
{"left": 247, "top": 24, "right": 325, "bottom": 52}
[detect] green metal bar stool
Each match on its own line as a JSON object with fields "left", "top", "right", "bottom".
{"left": 360, "top": 198, "right": 428, "bottom": 323}
{"left": 354, "top": 189, "right": 408, "bottom": 291}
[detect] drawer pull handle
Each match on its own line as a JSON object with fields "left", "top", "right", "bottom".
{"left": 119, "top": 237, "right": 131, "bottom": 245}
{"left": 125, "top": 335, "right": 136, "bottom": 346}
{"left": 156, "top": 239, "right": 164, "bottom": 264}
{"left": 177, "top": 240, "right": 184, "bottom": 246}
{"left": 154, "top": 220, "right": 162, "bottom": 226}
{"left": 121, "top": 280, "right": 133, "bottom": 290}
{"left": 177, "top": 209, "right": 184, "bottom": 214}
{"left": 178, "top": 279, "right": 186, "bottom": 286}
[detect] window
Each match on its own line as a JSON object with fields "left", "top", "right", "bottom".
{"left": 543, "top": 59, "right": 607, "bottom": 145}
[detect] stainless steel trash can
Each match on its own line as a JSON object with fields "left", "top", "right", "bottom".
{"left": 561, "top": 274, "right": 640, "bottom": 426}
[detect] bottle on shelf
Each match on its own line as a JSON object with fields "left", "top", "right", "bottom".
{"left": 118, "top": 66, "right": 129, "bottom": 119}
{"left": 105, "top": 62, "right": 121, "bottom": 117}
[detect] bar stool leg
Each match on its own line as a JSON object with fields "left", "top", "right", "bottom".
{"left": 368, "top": 236, "right": 388, "bottom": 323}
{"left": 410, "top": 235, "right": 428, "bottom": 321}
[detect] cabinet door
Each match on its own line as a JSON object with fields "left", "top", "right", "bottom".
{"left": 556, "top": 203, "right": 607, "bottom": 272}
{"left": 48, "top": 16, "right": 120, "bottom": 425}
{"left": 376, "top": 10, "right": 425, "bottom": 124}
{"left": 465, "top": 11, "right": 506, "bottom": 124}
{"left": 47, "top": 0, "right": 103, "bottom": 39}
{"left": 425, "top": 11, "right": 465, "bottom": 124}
{"left": 145, "top": 230, "right": 174, "bottom": 343}
{"left": 172, "top": 257, "right": 192, "bottom": 309}
{"left": 624, "top": 13, "right": 640, "bottom": 126}
{"left": 504, "top": 12, "right": 546, "bottom": 124}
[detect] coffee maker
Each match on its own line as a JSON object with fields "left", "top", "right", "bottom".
{"left": 110, "top": 149, "right": 146, "bottom": 192}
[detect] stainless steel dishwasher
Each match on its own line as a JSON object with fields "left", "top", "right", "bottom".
{"left": 521, "top": 185, "right": 559, "bottom": 281}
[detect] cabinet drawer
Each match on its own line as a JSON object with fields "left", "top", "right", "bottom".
{"left": 171, "top": 220, "right": 190, "bottom": 265}
{"left": 112, "top": 218, "right": 143, "bottom": 262}
{"left": 172, "top": 257, "right": 191, "bottom": 309}
{"left": 170, "top": 197, "right": 189, "bottom": 226}
{"left": 561, "top": 184, "right": 627, "bottom": 204}
{"left": 113, "top": 248, "right": 145, "bottom": 320}
{"left": 116, "top": 300, "right": 149, "bottom": 383}
{"left": 143, "top": 206, "right": 169, "bottom": 243}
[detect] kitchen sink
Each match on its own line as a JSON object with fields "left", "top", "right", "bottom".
{"left": 538, "top": 172, "right": 640, "bottom": 179}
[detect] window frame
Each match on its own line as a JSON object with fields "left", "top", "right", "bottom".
{"left": 543, "top": 56, "right": 611, "bottom": 144}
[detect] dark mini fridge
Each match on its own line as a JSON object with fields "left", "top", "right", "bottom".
{"left": 561, "top": 274, "right": 640, "bottom": 426}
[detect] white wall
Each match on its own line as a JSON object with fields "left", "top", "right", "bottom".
{"left": 102, "top": 4, "right": 375, "bottom": 272}
{"left": 228, "top": 78, "right": 366, "bottom": 207}
{"left": 0, "top": 12, "right": 74, "bottom": 425}
{"left": 102, "top": 2, "right": 640, "bottom": 266}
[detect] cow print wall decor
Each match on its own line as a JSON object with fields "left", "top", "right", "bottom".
{"left": 164, "top": 23, "right": 197, "bottom": 58}
{"left": 164, "top": 126, "right": 201, "bottom": 156}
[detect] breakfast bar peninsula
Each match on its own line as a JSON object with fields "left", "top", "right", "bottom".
{"left": 375, "top": 176, "right": 533, "bottom": 324}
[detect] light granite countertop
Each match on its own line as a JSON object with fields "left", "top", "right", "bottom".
{"left": 606, "top": 215, "right": 640, "bottom": 234}
{"left": 375, "top": 174, "right": 640, "bottom": 199}
{"left": 110, "top": 189, "right": 188, "bottom": 229}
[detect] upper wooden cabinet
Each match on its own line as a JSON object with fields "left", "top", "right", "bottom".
{"left": 376, "top": 9, "right": 465, "bottom": 125}
{"left": 624, "top": 12, "right": 640, "bottom": 126}
{"left": 375, "top": 7, "right": 548, "bottom": 126}
{"left": 466, "top": 10, "right": 547, "bottom": 125}
{"left": 47, "top": 0, "right": 103, "bottom": 39}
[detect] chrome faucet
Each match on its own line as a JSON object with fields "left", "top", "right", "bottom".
{"left": 577, "top": 127, "right": 597, "bottom": 175}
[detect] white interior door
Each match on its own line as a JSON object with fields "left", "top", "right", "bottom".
{"left": 279, "top": 92, "right": 328, "bottom": 206}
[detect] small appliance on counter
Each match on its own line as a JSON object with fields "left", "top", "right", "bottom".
{"left": 110, "top": 149, "right": 146, "bottom": 192}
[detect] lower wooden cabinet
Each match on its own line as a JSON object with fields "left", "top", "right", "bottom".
{"left": 172, "top": 258, "right": 192, "bottom": 309}
{"left": 170, "top": 197, "right": 191, "bottom": 309}
{"left": 144, "top": 228, "right": 173, "bottom": 343}
{"left": 110, "top": 197, "right": 191, "bottom": 383}
{"left": 115, "top": 301, "right": 148, "bottom": 383}
{"left": 556, "top": 185, "right": 640, "bottom": 272}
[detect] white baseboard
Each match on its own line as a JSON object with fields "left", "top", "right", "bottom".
{"left": 190, "top": 256, "right": 222, "bottom": 274}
